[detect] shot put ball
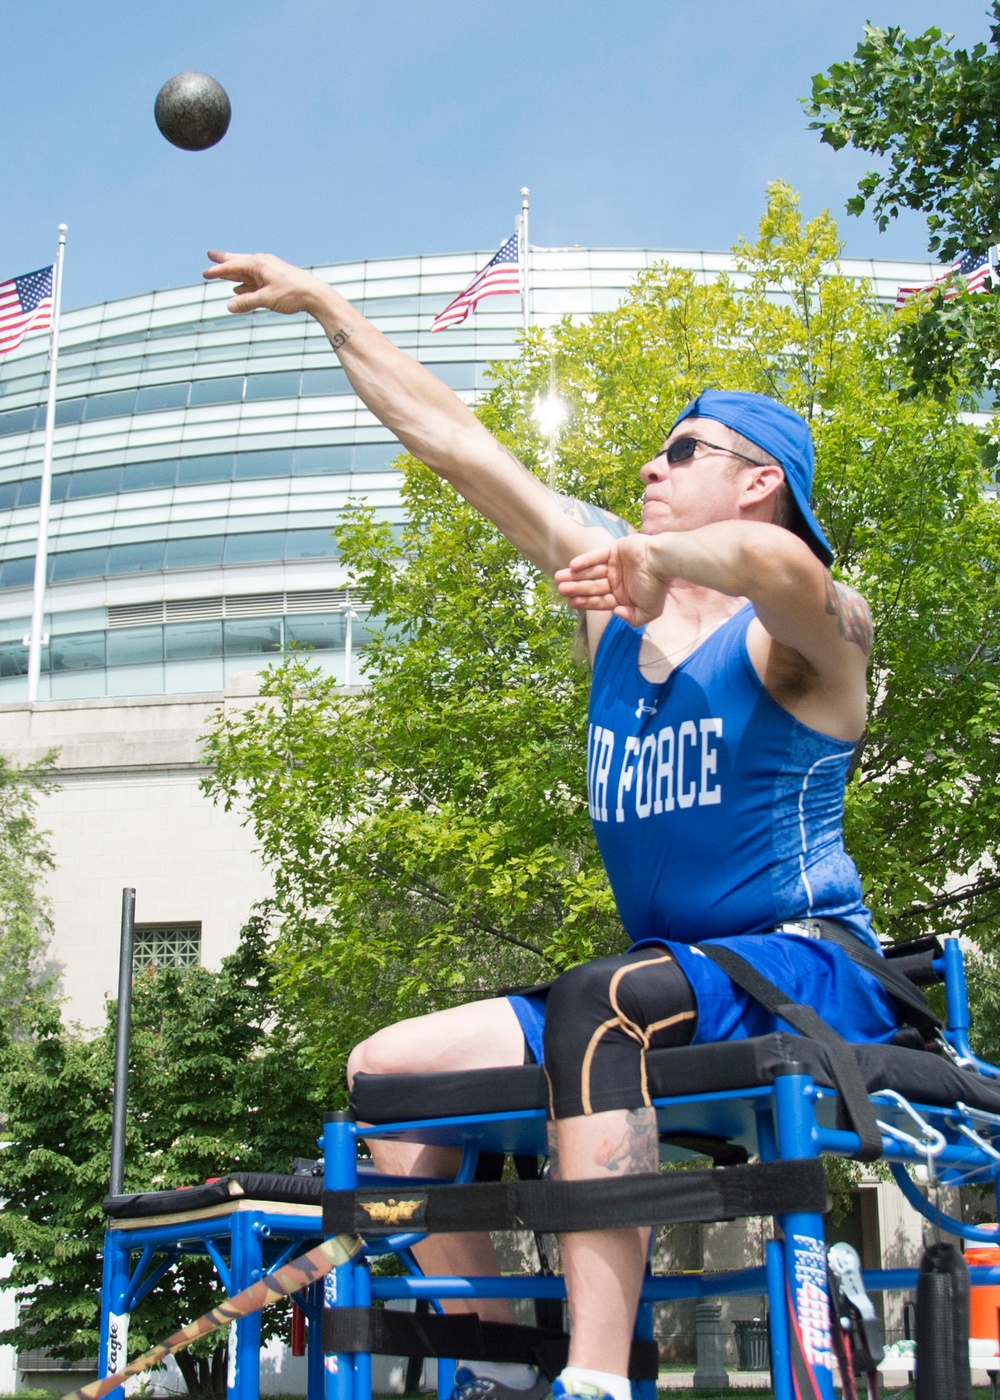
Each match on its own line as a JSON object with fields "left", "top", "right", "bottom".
{"left": 154, "top": 72, "right": 231, "bottom": 151}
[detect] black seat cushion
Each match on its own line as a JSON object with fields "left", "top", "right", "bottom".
{"left": 351, "top": 1032, "right": 1000, "bottom": 1123}
{"left": 104, "top": 1171, "right": 322, "bottom": 1219}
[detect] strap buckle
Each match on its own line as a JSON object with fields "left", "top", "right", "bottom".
{"left": 776, "top": 920, "right": 823, "bottom": 939}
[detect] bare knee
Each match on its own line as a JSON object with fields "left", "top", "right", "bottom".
{"left": 346, "top": 1027, "right": 402, "bottom": 1088}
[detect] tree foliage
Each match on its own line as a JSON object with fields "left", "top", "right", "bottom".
{"left": 0, "top": 749, "right": 57, "bottom": 1038}
{"left": 806, "top": 9, "right": 1000, "bottom": 262}
{"left": 203, "top": 184, "right": 1000, "bottom": 1096}
{"left": 805, "top": 8, "right": 1000, "bottom": 397}
{"left": 0, "top": 911, "right": 321, "bottom": 1394}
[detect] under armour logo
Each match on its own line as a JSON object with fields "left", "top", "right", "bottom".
{"left": 635, "top": 699, "right": 658, "bottom": 719}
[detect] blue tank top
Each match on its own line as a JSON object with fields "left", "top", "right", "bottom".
{"left": 587, "top": 606, "right": 877, "bottom": 950}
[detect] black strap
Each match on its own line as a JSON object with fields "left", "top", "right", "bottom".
{"left": 320, "top": 1307, "right": 659, "bottom": 1381}
{"left": 796, "top": 918, "right": 942, "bottom": 1038}
{"left": 700, "top": 944, "right": 883, "bottom": 1160}
{"left": 322, "top": 1157, "right": 827, "bottom": 1236}
{"left": 512, "top": 1155, "right": 563, "bottom": 1334}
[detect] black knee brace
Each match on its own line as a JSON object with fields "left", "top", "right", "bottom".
{"left": 542, "top": 946, "right": 696, "bottom": 1119}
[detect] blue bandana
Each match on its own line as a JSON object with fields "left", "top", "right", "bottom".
{"left": 670, "top": 389, "right": 833, "bottom": 566}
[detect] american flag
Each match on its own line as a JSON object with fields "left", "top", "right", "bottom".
{"left": 0, "top": 265, "right": 54, "bottom": 356}
{"left": 432, "top": 232, "right": 521, "bottom": 332}
{"left": 894, "top": 247, "right": 996, "bottom": 310}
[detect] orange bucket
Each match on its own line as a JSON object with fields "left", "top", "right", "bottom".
{"left": 966, "top": 1245, "right": 1000, "bottom": 1343}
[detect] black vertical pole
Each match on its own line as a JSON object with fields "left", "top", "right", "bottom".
{"left": 109, "top": 888, "right": 135, "bottom": 1198}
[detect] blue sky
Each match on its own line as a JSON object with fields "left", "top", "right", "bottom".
{"left": 3, "top": 1, "right": 992, "bottom": 311}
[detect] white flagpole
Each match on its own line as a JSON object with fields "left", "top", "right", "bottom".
{"left": 520, "top": 187, "right": 531, "bottom": 334}
{"left": 27, "top": 223, "right": 67, "bottom": 704}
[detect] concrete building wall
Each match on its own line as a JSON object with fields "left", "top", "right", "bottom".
{"left": 0, "top": 674, "right": 273, "bottom": 1027}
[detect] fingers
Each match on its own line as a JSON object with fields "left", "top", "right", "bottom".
{"left": 227, "top": 291, "right": 269, "bottom": 314}
{"left": 555, "top": 545, "right": 612, "bottom": 578}
{"left": 567, "top": 592, "right": 620, "bottom": 612}
{"left": 557, "top": 578, "right": 619, "bottom": 611}
{"left": 203, "top": 252, "right": 267, "bottom": 314}
{"left": 203, "top": 250, "right": 259, "bottom": 283}
{"left": 556, "top": 575, "right": 612, "bottom": 599}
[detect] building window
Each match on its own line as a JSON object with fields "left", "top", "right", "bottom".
{"left": 16, "top": 1345, "right": 98, "bottom": 1374}
{"left": 133, "top": 923, "right": 201, "bottom": 970}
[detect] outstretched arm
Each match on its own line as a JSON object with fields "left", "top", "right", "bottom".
{"left": 203, "top": 251, "right": 626, "bottom": 575}
{"left": 556, "top": 521, "right": 871, "bottom": 725}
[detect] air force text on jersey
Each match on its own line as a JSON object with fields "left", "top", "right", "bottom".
{"left": 587, "top": 717, "right": 724, "bottom": 823}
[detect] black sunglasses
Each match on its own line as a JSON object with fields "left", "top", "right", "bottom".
{"left": 658, "top": 436, "right": 762, "bottom": 467}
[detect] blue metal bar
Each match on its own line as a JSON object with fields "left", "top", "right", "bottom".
{"left": 369, "top": 1264, "right": 1000, "bottom": 1303}
{"left": 371, "top": 1268, "right": 769, "bottom": 1301}
{"left": 815, "top": 1123, "right": 998, "bottom": 1169}
{"left": 943, "top": 935, "right": 971, "bottom": 1039}
{"left": 121, "top": 1246, "right": 154, "bottom": 1312}
{"left": 773, "top": 1071, "right": 835, "bottom": 1400}
{"left": 754, "top": 1102, "right": 778, "bottom": 1163}
{"left": 206, "top": 1237, "right": 233, "bottom": 1293}
{"left": 107, "top": 1211, "right": 320, "bottom": 1252}
{"left": 362, "top": 1108, "right": 547, "bottom": 1138}
{"left": 437, "top": 1357, "right": 457, "bottom": 1400}
{"left": 125, "top": 1248, "right": 181, "bottom": 1311}
{"left": 324, "top": 1113, "right": 357, "bottom": 1400}
{"left": 352, "top": 1261, "right": 372, "bottom": 1400}
{"left": 889, "top": 1161, "right": 1000, "bottom": 1241}
{"left": 454, "top": 1139, "right": 482, "bottom": 1182}
{"left": 938, "top": 936, "right": 1000, "bottom": 1076}
{"left": 260, "top": 1237, "right": 308, "bottom": 1277}
{"left": 98, "top": 1229, "right": 132, "bottom": 1380}
{"left": 862, "top": 1269, "right": 920, "bottom": 1292}
{"left": 229, "top": 1208, "right": 264, "bottom": 1400}
{"left": 766, "top": 1240, "right": 792, "bottom": 1400}
{"left": 360, "top": 1084, "right": 772, "bottom": 1141}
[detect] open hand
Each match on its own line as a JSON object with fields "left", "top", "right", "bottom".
{"left": 203, "top": 250, "right": 327, "bottom": 317}
{"left": 554, "top": 535, "right": 671, "bottom": 626}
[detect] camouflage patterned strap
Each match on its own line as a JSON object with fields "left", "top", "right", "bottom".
{"left": 64, "top": 1234, "right": 362, "bottom": 1400}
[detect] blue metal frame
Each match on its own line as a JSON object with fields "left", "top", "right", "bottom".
{"left": 99, "top": 1206, "right": 326, "bottom": 1400}
{"left": 98, "top": 934, "right": 1000, "bottom": 1400}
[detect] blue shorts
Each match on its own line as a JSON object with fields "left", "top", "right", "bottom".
{"left": 508, "top": 931, "right": 899, "bottom": 1066}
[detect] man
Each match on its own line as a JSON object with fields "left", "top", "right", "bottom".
{"left": 204, "top": 250, "right": 900, "bottom": 1400}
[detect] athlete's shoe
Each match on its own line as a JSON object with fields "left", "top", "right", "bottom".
{"left": 450, "top": 1367, "right": 552, "bottom": 1400}
{"left": 550, "top": 1380, "right": 614, "bottom": 1400}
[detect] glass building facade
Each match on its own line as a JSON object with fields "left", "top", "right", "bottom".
{"left": 0, "top": 248, "right": 941, "bottom": 701}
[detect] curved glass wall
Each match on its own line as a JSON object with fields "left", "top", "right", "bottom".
{"left": 0, "top": 247, "right": 944, "bottom": 701}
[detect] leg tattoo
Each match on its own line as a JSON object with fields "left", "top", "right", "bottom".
{"left": 594, "top": 1107, "right": 658, "bottom": 1174}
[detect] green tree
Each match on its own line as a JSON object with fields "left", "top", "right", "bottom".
{"left": 805, "top": 8, "right": 1000, "bottom": 397}
{"left": 0, "top": 910, "right": 321, "bottom": 1396}
{"left": 203, "top": 184, "right": 1000, "bottom": 1096}
{"left": 0, "top": 749, "right": 57, "bottom": 1038}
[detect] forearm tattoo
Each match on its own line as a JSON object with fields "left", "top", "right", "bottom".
{"left": 329, "top": 324, "right": 353, "bottom": 351}
{"left": 825, "top": 577, "right": 873, "bottom": 655}
{"left": 554, "top": 492, "right": 632, "bottom": 538}
{"left": 495, "top": 443, "right": 631, "bottom": 537}
{"left": 594, "top": 1107, "right": 659, "bottom": 1174}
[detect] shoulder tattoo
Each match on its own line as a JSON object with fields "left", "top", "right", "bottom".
{"left": 824, "top": 577, "right": 873, "bottom": 656}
